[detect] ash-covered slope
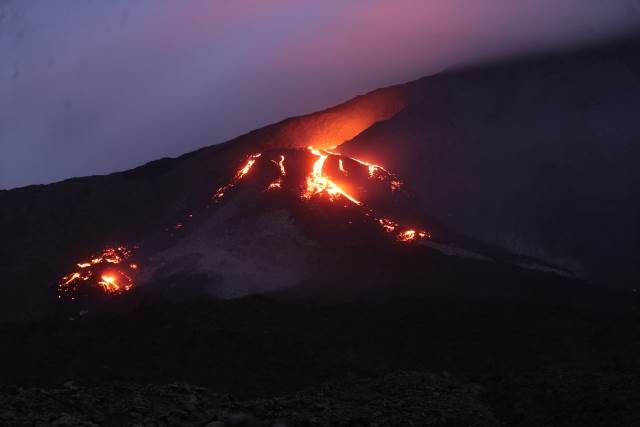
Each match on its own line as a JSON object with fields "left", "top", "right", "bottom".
{"left": 338, "top": 36, "right": 640, "bottom": 286}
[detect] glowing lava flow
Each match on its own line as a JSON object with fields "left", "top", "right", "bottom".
{"left": 302, "top": 147, "right": 362, "bottom": 205}
{"left": 396, "top": 229, "right": 430, "bottom": 242}
{"left": 267, "top": 155, "right": 286, "bottom": 190}
{"left": 213, "top": 153, "right": 262, "bottom": 201}
{"left": 326, "top": 148, "right": 403, "bottom": 191}
{"left": 57, "top": 246, "right": 137, "bottom": 298}
{"left": 273, "top": 155, "right": 286, "bottom": 176}
{"left": 56, "top": 146, "right": 428, "bottom": 300}
{"left": 377, "top": 218, "right": 430, "bottom": 242}
{"left": 211, "top": 146, "right": 428, "bottom": 242}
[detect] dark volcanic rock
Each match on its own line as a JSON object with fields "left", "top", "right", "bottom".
{"left": 339, "top": 36, "right": 640, "bottom": 286}
{"left": 0, "top": 372, "right": 498, "bottom": 427}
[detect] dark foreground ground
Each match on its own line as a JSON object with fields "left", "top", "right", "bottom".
{"left": 1, "top": 267, "right": 639, "bottom": 426}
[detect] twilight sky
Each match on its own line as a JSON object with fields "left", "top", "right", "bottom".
{"left": 1, "top": 1, "right": 639, "bottom": 189}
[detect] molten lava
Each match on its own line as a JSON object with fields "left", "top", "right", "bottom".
{"left": 378, "top": 218, "right": 430, "bottom": 242}
{"left": 325, "top": 148, "right": 403, "bottom": 192}
{"left": 57, "top": 141, "right": 429, "bottom": 301}
{"left": 57, "top": 245, "right": 137, "bottom": 298}
{"left": 267, "top": 155, "right": 286, "bottom": 191}
{"left": 210, "top": 146, "right": 429, "bottom": 243}
{"left": 338, "top": 159, "right": 346, "bottom": 174}
{"left": 273, "top": 155, "right": 286, "bottom": 176}
{"left": 378, "top": 217, "right": 399, "bottom": 233}
{"left": 213, "top": 153, "right": 262, "bottom": 201}
{"left": 302, "top": 147, "right": 362, "bottom": 206}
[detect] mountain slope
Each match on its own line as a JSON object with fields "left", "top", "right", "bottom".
{"left": 0, "top": 85, "right": 412, "bottom": 320}
{"left": 338, "top": 36, "right": 640, "bottom": 286}
{"left": 1, "top": 37, "right": 639, "bottom": 321}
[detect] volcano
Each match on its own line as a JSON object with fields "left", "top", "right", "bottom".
{"left": 53, "top": 145, "right": 434, "bottom": 303}
{"left": 1, "top": 37, "right": 640, "bottom": 426}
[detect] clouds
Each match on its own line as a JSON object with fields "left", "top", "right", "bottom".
{"left": 1, "top": 0, "right": 638, "bottom": 189}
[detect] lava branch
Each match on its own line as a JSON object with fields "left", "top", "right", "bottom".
{"left": 267, "top": 155, "right": 286, "bottom": 191}
{"left": 325, "top": 148, "right": 404, "bottom": 191}
{"left": 213, "top": 153, "right": 262, "bottom": 201}
{"left": 210, "top": 147, "right": 428, "bottom": 242}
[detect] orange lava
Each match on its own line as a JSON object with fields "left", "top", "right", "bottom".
{"left": 378, "top": 217, "right": 399, "bottom": 233}
{"left": 397, "top": 230, "right": 417, "bottom": 242}
{"left": 213, "top": 153, "right": 262, "bottom": 201}
{"left": 390, "top": 179, "right": 403, "bottom": 191}
{"left": 211, "top": 147, "right": 427, "bottom": 243}
{"left": 378, "top": 218, "right": 430, "bottom": 242}
{"left": 267, "top": 155, "right": 286, "bottom": 191}
{"left": 396, "top": 229, "right": 430, "bottom": 242}
{"left": 302, "top": 147, "right": 362, "bottom": 205}
{"left": 97, "top": 270, "right": 134, "bottom": 294}
{"left": 58, "top": 245, "right": 137, "bottom": 298}
{"left": 267, "top": 178, "right": 283, "bottom": 190}
{"left": 238, "top": 153, "right": 261, "bottom": 178}
{"left": 272, "top": 155, "right": 286, "bottom": 176}
{"left": 57, "top": 140, "right": 428, "bottom": 302}
{"left": 338, "top": 159, "right": 346, "bottom": 173}
{"left": 326, "top": 148, "right": 402, "bottom": 191}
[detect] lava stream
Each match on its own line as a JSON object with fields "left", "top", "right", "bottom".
{"left": 213, "top": 153, "right": 262, "bottom": 201}
{"left": 57, "top": 145, "right": 428, "bottom": 300}
{"left": 302, "top": 147, "right": 362, "bottom": 206}
{"left": 267, "top": 155, "right": 286, "bottom": 190}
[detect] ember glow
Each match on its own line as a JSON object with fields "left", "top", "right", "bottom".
{"left": 378, "top": 218, "right": 430, "bottom": 242}
{"left": 397, "top": 230, "right": 418, "bottom": 242}
{"left": 378, "top": 217, "right": 399, "bottom": 233}
{"left": 267, "top": 178, "right": 283, "bottom": 190}
{"left": 58, "top": 245, "right": 137, "bottom": 298}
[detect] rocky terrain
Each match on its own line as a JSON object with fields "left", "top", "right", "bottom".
{"left": 0, "top": 372, "right": 498, "bottom": 426}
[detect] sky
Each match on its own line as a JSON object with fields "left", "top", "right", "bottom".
{"left": 1, "top": 0, "right": 639, "bottom": 189}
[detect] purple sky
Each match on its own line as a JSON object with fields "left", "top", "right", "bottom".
{"left": 1, "top": 0, "right": 639, "bottom": 189}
